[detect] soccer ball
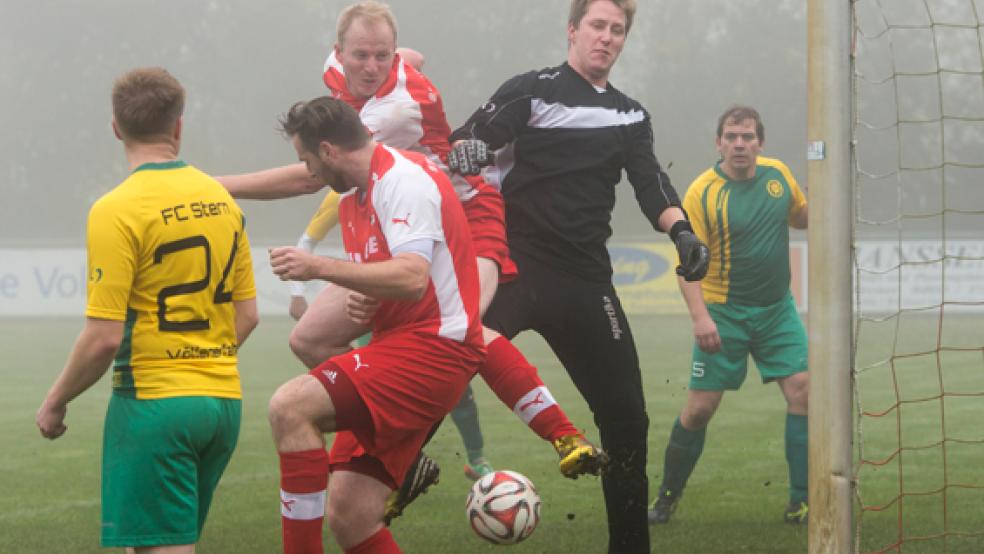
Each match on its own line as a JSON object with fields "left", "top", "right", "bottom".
{"left": 465, "top": 470, "right": 541, "bottom": 545}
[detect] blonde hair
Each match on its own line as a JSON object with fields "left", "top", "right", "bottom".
{"left": 336, "top": 1, "right": 398, "bottom": 46}
{"left": 111, "top": 67, "right": 185, "bottom": 142}
{"left": 568, "top": 0, "right": 637, "bottom": 33}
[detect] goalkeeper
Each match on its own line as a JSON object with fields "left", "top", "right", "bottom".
{"left": 446, "top": 1, "right": 710, "bottom": 551}
{"left": 649, "top": 105, "right": 810, "bottom": 526}
{"left": 286, "top": 189, "right": 496, "bottom": 481}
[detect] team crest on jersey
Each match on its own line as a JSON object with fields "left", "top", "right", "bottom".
{"left": 767, "top": 179, "right": 784, "bottom": 198}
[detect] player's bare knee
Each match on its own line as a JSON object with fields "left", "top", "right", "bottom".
{"left": 326, "top": 499, "right": 380, "bottom": 548}
{"left": 268, "top": 382, "right": 303, "bottom": 435}
{"left": 681, "top": 403, "right": 716, "bottom": 429}
{"left": 781, "top": 372, "right": 810, "bottom": 412}
{"left": 288, "top": 327, "right": 316, "bottom": 363}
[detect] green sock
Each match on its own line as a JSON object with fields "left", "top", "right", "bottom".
{"left": 352, "top": 332, "right": 372, "bottom": 348}
{"left": 785, "top": 413, "right": 808, "bottom": 504}
{"left": 660, "top": 417, "right": 706, "bottom": 495}
{"left": 450, "top": 384, "right": 484, "bottom": 462}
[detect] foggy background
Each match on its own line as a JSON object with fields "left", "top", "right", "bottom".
{"left": 0, "top": 0, "right": 808, "bottom": 248}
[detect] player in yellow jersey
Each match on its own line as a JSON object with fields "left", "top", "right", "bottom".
{"left": 36, "top": 67, "right": 259, "bottom": 553}
{"left": 650, "top": 105, "right": 809, "bottom": 526}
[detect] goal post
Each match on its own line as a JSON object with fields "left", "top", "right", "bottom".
{"left": 807, "top": 0, "right": 855, "bottom": 552}
{"left": 811, "top": 1, "right": 984, "bottom": 552}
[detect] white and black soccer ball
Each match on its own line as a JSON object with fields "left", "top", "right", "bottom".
{"left": 465, "top": 470, "right": 541, "bottom": 545}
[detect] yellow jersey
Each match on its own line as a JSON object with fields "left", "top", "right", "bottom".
{"left": 684, "top": 157, "right": 806, "bottom": 306}
{"left": 303, "top": 190, "right": 341, "bottom": 241}
{"left": 86, "top": 161, "right": 256, "bottom": 399}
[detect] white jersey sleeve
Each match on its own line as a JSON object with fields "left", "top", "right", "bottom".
{"left": 370, "top": 153, "right": 446, "bottom": 254}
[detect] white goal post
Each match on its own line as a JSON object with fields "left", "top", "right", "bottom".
{"left": 807, "top": 0, "right": 854, "bottom": 552}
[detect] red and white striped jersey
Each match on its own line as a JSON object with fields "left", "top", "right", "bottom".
{"left": 338, "top": 144, "right": 483, "bottom": 347}
{"left": 323, "top": 51, "right": 483, "bottom": 201}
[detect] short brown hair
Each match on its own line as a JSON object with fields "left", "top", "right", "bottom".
{"left": 278, "top": 96, "right": 370, "bottom": 153}
{"left": 337, "top": 1, "right": 398, "bottom": 47}
{"left": 717, "top": 105, "right": 765, "bottom": 143}
{"left": 112, "top": 67, "right": 185, "bottom": 142}
{"left": 569, "top": 0, "right": 637, "bottom": 33}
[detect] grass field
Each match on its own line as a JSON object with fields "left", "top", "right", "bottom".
{"left": 2, "top": 314, "right": 981, "bottom": 553}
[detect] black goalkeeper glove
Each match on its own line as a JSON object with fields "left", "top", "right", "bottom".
{"left": 670, "top": 221, "right": 710, "bottom": 282}
{"left": 447, "top": 139, "right": 493, "bottom": 176}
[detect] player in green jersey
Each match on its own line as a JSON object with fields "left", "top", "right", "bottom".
{"left": 650, "top": 105, "right": 810, "bottom": 525}
{"left": 36, "top": 67, "right": 259, "bottom": 552}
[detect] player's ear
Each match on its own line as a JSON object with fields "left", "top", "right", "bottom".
{"left": 111, "top": 119, "right": 123, "bottom": 141}
{"left": 318, "top": 140, "right": 333, "bottom": 162}
{"left": 173, "top": 116, "right": 183, "bottom": 142}
{"left": 334, "top": 42, "right": 342, "bottom": 57}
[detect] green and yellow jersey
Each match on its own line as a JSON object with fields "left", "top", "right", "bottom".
{"left": 684, "top": 156, "right": 806, "bottom": 306}
{"left": 86, "top": 161, "right": 256, "bottom": 400}
{"left": 304, "top": 190, "right": 341, "bottom": 241}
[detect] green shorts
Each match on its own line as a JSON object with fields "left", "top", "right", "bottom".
{"left": 101, "top": 393, "right": 241, "bottom": 547}
{"left": 689, "top": 293, "right": 807, "bottom": 391}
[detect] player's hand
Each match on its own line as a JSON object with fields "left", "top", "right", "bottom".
{"left": 288, "top": 295, "right": 308, "bottom": 321}
{"left": 270, "top": 247, "right": 323, "bottom": 281}
{"left": 345, "top": 292, "right": 380, "bottom": 325}
{"left": 447, "top": 139, "right": 493, "bottom": 176}
{"left": 693, "top": 315, "right": 721, "bottom": 354}
{"left": 674, "top": 231, "right": 710, "bottom": 282}
{"left": 37, "top": 400, "right": 68, "bottom": 440}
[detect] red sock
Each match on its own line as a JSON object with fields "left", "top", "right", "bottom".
{"left": 280, "top": 449, "right": 330, "bottom": 554}
{"left": 478, "top": 336, "right": 579, "bottom": 442}
{"left": 345, "top": 527, "right": 401, "bottom": 554}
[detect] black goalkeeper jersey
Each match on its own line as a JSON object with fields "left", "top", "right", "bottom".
{"left": 451, "top": 62, "right": 680, "bottom": 282}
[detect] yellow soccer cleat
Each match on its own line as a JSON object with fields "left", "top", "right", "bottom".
{"left": 552, "top": 434, "right": 609, "bottom": 478}
{"left": 783, "top": 500, "right": 809, "bottom": 524}
{"left": 383, "top": 452, "right": 440, "bottom": 525}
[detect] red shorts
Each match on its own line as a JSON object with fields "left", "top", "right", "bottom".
{"left": 462, "top": 178, "right": 518, "bottom": 283}
{"left": 310, "top": 331, "right": 483, "bottom": 488}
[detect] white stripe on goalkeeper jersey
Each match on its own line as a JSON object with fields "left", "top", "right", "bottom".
{"left": 513, "top": 386, "right": 557, "bottom": 425}
{"left": 280, "top": 489, "right": 326, "bottom": 520}
{"left": 528, "top": 98, "right": 645, "bottom": 129}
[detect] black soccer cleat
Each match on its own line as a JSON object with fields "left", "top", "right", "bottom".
{"left": 383, "top": 452, "right": 440, "bottom": 525}
{"left": 647, "top": 489, "right": 681, "bottom": 525}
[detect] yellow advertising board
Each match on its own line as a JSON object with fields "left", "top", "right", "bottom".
{"left": 610, "top": 242, "right": 687, "bottom": 315}
{"left": 610, "top": 242, "right": 807, "bottom": 315}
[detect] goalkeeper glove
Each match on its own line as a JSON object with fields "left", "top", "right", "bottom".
{"left": 447, "top": 139, "right": 493, "bottom": 176}
{"left": 670, "top": 221, "right": 710, "bottom": 282}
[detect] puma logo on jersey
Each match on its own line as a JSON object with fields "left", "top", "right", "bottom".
{"left": 538, "top": 71, "right": 561, "bottom": 80}
{"left": 391, "top": 212, "right": 411, "bottom": 226}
